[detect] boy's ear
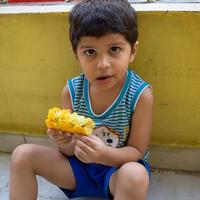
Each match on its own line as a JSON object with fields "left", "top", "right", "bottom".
{"left": 130, "top": 41, "right": 139, "bottom": 63}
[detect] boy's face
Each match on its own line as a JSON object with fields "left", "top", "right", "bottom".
{"left": 76, "top": 33, "right": 138, "bottom": 91}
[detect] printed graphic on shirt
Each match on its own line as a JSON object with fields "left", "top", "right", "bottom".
{"left": 93, "top": 126, "right": 120, "bottom": 148}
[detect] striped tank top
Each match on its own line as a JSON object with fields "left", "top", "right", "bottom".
{"left": 67, "top": 69, "right": 150, "bottom": 149}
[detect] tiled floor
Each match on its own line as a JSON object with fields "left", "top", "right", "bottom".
{"left": 1, "top": 152, "right": 200, "bottom": 200}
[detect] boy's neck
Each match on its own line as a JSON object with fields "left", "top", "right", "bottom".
{"left": 88, "top": 75, "right": 126, "bottom": 115}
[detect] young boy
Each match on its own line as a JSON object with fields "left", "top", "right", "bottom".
{"left": 9, "top": 0, "right": 154, "bottom": 200}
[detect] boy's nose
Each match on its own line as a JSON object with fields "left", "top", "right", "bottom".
{"left": 97, "top": 55, "right": 111, "bottom": 69}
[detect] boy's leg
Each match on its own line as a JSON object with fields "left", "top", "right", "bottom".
{"left": 9, "top": 144, "right": 76, "bottom": 200}
{"left": 109, "top": 162, "right": 149, "bottom": 200}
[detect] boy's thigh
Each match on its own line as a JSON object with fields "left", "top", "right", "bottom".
{"left": 14, "top": 144, "right": 76, "bottom": 190}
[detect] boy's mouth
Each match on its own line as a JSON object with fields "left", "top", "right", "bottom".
{"left": 97, "top": 76, "right": 110, "bottom": 80}
{"left": 96, "top": 75, "right": 112, "bottom": 84}
{"left": 96, "top": 74, "right": 112, "bottom": 80}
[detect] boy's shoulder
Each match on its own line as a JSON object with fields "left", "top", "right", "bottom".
{"left": 70, "top": 73, "right": 85, "bottom": 81}
{"left": 129, "top": 69, "right": 147, "bottom": 85}
{"left": 67, "top": 73, "right": 85, "bottom": 93}
{"left": 68, "top": 73, "right": 85, "bottom": 85}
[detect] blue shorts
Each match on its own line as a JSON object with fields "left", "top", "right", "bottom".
{"left": 59, "top": 156, "right": 151, "bottom": 200}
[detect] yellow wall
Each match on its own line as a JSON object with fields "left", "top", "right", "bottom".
{"left": 0, "top": 12, "right": 200, "bottom": 147}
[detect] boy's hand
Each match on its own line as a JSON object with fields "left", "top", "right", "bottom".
{"left": 47, "top": 128, "right": 74, "bottom": 148}
{"left": 74, "top": 134, "right": 106, "bottom": 164}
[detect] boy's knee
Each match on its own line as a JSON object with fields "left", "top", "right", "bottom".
{"left": 11, "top": 144, "right": 38, "bottom": 167}
{"left": 118, "top": 162, "right": 149, "bottom": 187}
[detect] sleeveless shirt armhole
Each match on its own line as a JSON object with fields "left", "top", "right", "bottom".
{"left": 67, "top": 80, "right": 75, "bottom": 109}
{"left": 130, "top": 82, "right": 152, "bottom": 112}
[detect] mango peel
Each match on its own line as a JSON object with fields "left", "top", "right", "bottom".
{"left": 46, "top": 107, "right": 94, "bottom": 136}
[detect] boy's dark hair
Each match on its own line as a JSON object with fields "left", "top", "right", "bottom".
{"left": 69, "top": 0, "right": 138, "bottom": 53}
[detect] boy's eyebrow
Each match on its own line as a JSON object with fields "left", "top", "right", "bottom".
{"left": 79, "top": 45, "right": 95, "bottom": 49}
{"left": 79, "top": 42, "right": 126, "bottom": 49}
{"left": 108, "top": 42, "right": 126, "bottom": 46}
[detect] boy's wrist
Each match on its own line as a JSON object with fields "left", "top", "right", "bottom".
{"left": 97, "top": 145, "right": 113, "bottom": 166}
{"left": 58, "top": 140, "right": 76, "bottom": 156}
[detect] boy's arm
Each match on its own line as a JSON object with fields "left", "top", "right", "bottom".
{"left": 61, "top": 84, "right": 73, "bottom": 111}
{"left": 75, "top": 87, "right": 154, "bottom": 167}
{"left": 58, "top": 84, "right": 76, "bottom": 156}
{"left": 102, "top": 87, "right": 154, "bottom": 167}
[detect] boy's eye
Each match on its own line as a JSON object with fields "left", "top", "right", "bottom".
{"left": 84, "top": 49, "right": 96, "bottom": 56}
{"left": 110, "top": 46, "right": 121, "bottom": 54}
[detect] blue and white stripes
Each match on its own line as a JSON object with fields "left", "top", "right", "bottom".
{"left": 67, "top": 69, "right": 150, "bottom": 148}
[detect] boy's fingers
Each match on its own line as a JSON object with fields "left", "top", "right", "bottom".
{"left": 63, "top": 132, "right": 73, "bottom": 137}
{"left": 47, "top": 128, "right": 63, "bottom": 136}
{"left": 47, "top": 128, "right": 52, "bottom": 135}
